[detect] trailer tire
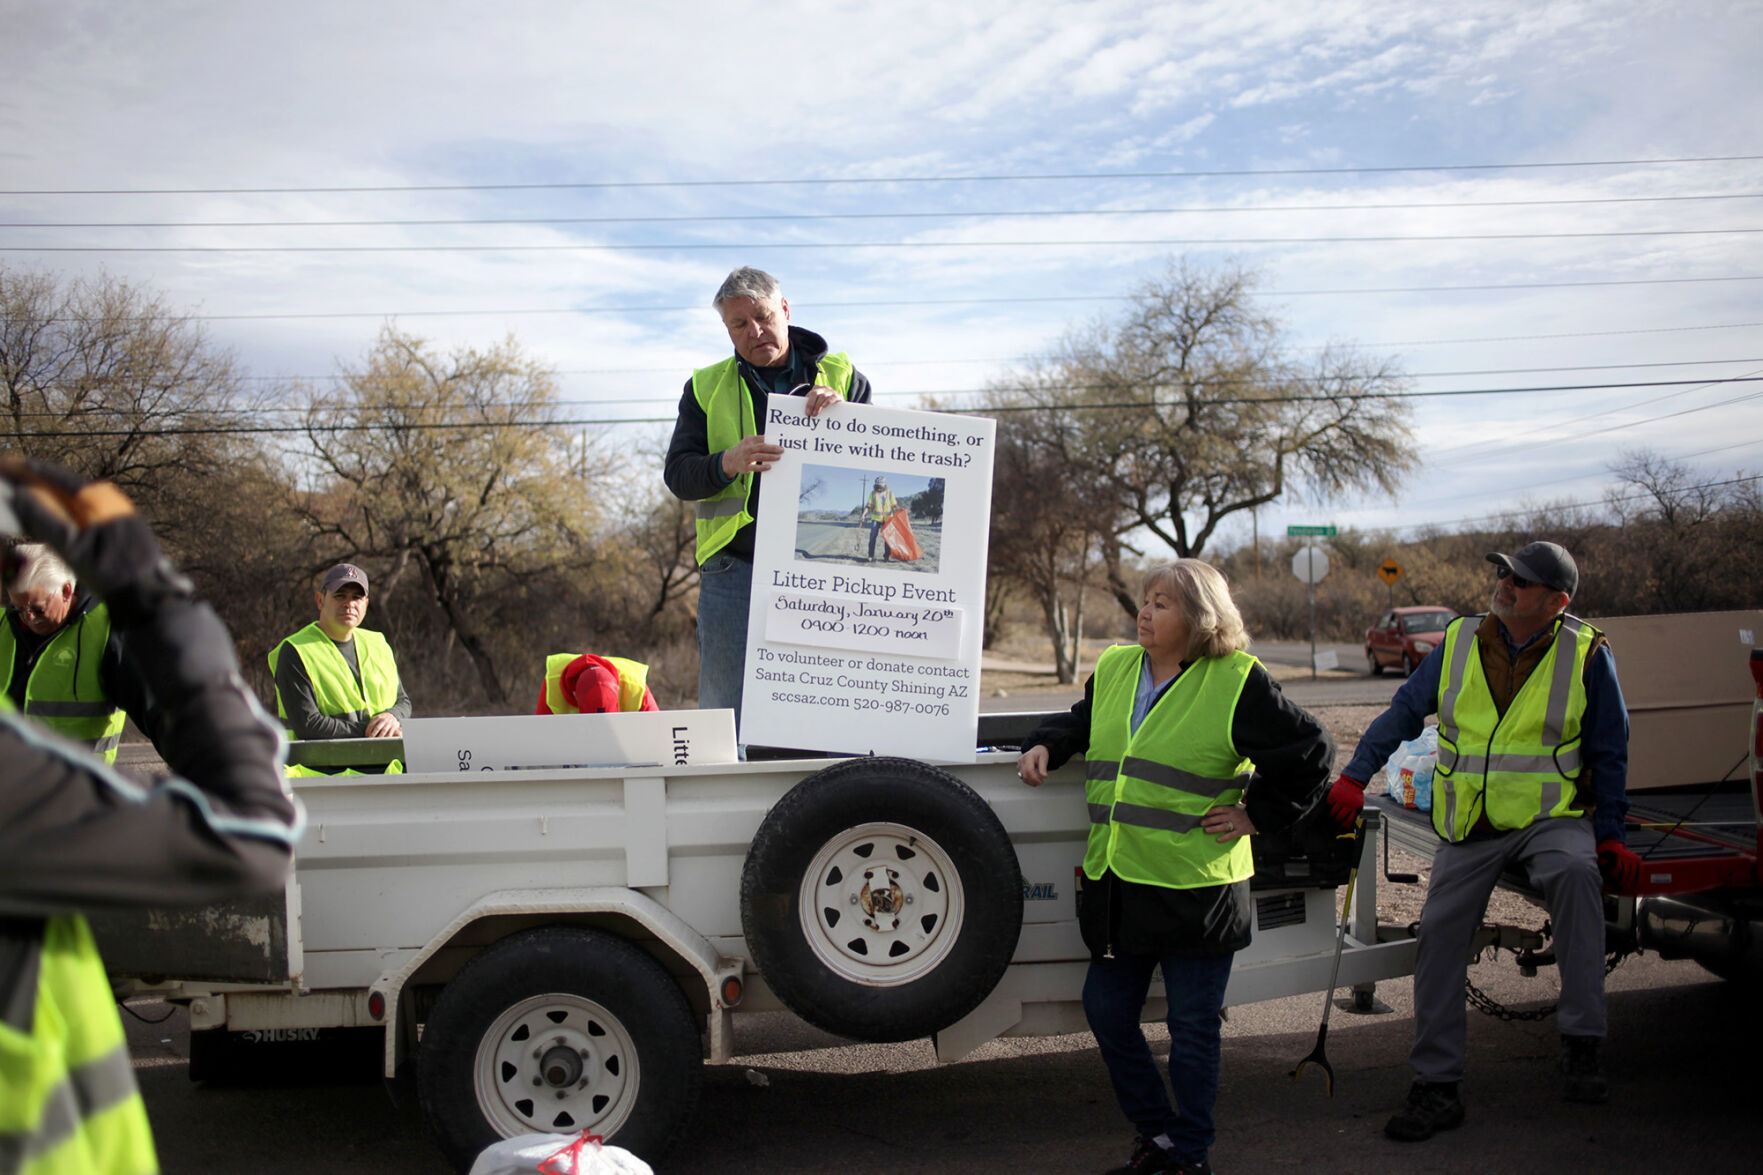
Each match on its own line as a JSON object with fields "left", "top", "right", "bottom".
{"left": 740, "top": 756, "right": 1023, "bottom": 1042}
{"left": 416, "top": 926, "right": 701, "bottom": 1174}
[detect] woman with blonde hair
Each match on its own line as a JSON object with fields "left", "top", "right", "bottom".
{"left": 1018, "top": 558, "right": 1333, "bottom": 1175}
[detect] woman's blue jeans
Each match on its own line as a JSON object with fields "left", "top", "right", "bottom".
{"left": 1082, "top": 949, "right": 1234, "bottom": 1164}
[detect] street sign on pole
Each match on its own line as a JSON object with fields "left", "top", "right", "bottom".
{"left": 1290, "top": 546, "right": 1329, "bottom": 680}
{"left": 1286, "top": 524, "right": 1338, "bottom": 537}
{"left": 1290, "top": 546, "right": 1330, "bottom": 584}
{"left": 1378, "top": 557, "right": 1402, "bottom": 608}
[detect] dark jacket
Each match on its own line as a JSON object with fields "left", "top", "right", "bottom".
{"left": 2, "top": 594, "right": 300, "bottom": 989}
{"left": 663, "top": 325, "right": 872, "bottom": 561}
{"left": 1027, "top": 657, "right": 1333, "bottom": 957}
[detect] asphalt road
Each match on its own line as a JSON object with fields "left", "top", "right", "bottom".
{"left": 129, "top": 950, "right": 1762, "bottom": 1174}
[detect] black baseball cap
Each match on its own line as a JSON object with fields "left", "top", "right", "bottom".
{"left": 321, "top": 563, "right": 369, "bottom": 595}
{"left": 1487, "top": 541, "right": 1577, "bottom": 597}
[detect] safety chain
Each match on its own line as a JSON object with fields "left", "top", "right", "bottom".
{"left": 1465, "top": 948, "right": 1629, "bottom": 1022}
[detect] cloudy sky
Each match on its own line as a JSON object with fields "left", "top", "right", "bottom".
{"left": 4, "top": 0, "right": 1760, "bottom": 557}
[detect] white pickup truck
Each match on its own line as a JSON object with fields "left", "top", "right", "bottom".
{"left": 95, "top": 712, "right": 1417, "bottom": 1173}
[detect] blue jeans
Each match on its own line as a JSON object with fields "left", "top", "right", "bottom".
{"left": 867, "top": 519, "right": 891, "bottom": 560}
{"left": 696, "top": 552, "right": 752, "bottom": 730}
{"left": 1083, "top": 949, "right": 1234, "bottom": 1165}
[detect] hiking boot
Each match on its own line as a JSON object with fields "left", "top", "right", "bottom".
{"left": 1104, "top": 1136, "right": 1170, "bottom": 1174}
{"left": 1560, "top": 1035, "right": 1609, "bottom": 1104}
{"left": 1384, "top": 1080, "right": 1465, "bottom": 1141}
{"left": 1103, "top": 1137, "right": 1212, "bottom": 1175}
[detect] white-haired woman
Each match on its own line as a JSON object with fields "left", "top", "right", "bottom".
{"left": 1017, "top": 559, "right": 1333, "bottom": 1175}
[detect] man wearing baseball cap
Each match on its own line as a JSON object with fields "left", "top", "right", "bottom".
{"left": 1325, "top": 540, "right": 1636, "bottom": 1139}
{"left": 268, "top": 562, "right": 410, "bottom": 771}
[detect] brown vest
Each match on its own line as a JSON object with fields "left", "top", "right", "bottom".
{"left": 1474, "top": 612, "right": 1608, "bottom": 717}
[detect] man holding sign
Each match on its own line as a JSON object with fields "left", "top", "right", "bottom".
{"left": 664, "top": 267, "right": 871, "bottom": 725}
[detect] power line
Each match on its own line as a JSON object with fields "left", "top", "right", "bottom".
{"left": 16, "top": 377, "right": 1763, "bottom": 437}
{"left": 224, "top": 356, "right": 1763, "bottom": 389}
{"left": 8, "top": 227, "right": 1762, "bottom": 254}
{"left": 7, "top": 154, "right": 1759, "bottom": 196}
{"left": 1387, "top": 472, "right": 1763, "bottom": 535}
{"left": 31, "top": 285, "right": 1763, "bottom": 328}
{"left": 10, "top": 191, "right": 1762, "bottom": 229}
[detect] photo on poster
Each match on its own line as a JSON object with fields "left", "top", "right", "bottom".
{"left": 793, "top": 463, "right": 943, "bottom": 575}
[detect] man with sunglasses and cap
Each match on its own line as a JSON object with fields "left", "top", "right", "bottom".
{"left": 269, "top": 562, "right": 410, "bottom": 772}
{"left": 663, "top": 266, "right": 871, "bottom": 730}
{"left": 1326, "top": 540, "right": 1638, "bottom": 1141}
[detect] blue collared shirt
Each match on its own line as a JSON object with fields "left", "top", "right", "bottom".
{"left": 1344, "top": 615, "right": 1630, "bottom": 842}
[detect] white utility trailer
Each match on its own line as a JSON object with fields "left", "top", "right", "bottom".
{"left": 97, "top": 713, "right": 1417, "bottom": 1173}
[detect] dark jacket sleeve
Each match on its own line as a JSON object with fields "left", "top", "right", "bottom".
{"left": 1232, "top": 663, "right": 1335, "bottom": 835}
{"left": 663, "top": 379, "right": 735, "bottom": 502}
{"left": 0, "top": 597, "right": 300, "bottom": 917}
{"left": 1024, "top": 672, "right": 1097, "bottom": 768}
{"left": 100, "top": 626, "right": 165, "bottom": 747}
{"left": 273, "top": 642, "right": 363, "bottom": 740}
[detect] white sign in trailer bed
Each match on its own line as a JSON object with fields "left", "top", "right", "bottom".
{"left": 100, "top": 714, "right": 1417, "bottom": 1173}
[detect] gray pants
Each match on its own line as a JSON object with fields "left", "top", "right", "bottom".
{"left": 1410, "top": 817, "right": 1605, "bottom": 1083}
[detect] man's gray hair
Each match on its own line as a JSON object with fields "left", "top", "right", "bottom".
{"left": 5, "top": 542, "right": 75, "bottom": 595}
{"left": 713, "top": 266, "right": 782, "bottom": 309}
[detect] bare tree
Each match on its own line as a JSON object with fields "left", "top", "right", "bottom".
{"left": 0, "top": 263, "right": 276, "bottom": 544}
{"left": 986, "top": 258, "right": 1416, "bottom": 618}
{"left": 294, "top": 326, "right": 607, "bottom": 704}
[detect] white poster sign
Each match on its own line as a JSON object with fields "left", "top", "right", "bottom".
{"left": 739, "top": 398, "right": 995, "bottom": 762}
{"left": 402, "top": 710, "right": 737, "bottom": 774}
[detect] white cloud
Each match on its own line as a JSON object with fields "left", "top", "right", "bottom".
{"left": 2, "top": 0, "right": 1760, "bottom": 539}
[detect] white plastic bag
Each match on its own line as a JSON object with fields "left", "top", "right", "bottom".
{"left": 468, "top": 1131, "right": 653, "bottom": 1175}
{"left": 1384, "top": 727, "right": 1439, "bottom": 810}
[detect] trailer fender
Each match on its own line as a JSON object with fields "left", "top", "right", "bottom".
{"left": 368, "top": 886, "right": 744, "bottom": 1079}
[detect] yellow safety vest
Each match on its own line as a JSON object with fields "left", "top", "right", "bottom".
{"left": 0, "top": 912, "right": 158, "bottom": 1175}
{"left": 865, "top": 490, "right": 897, "bottom": 522}
{"left": 268, "top": 623, "right": 401, "bottom": 731}
{"left": 688, "top": 352, "right": 856, "bottom": 564}
{"left": 0, "top": 604, "right": 127, "bottom": 762}
{"left": 1080, "top": 644, "right": 1258, "bottom": 890}
{"left": 1431, "top": 614, "right": 1598, "bottom": 842}
{"left": 542, "top": 653, "right": 651, "bottom": 714}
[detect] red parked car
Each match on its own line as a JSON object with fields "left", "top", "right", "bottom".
{"left": 1365, "top": 605, "right": 1458, "bottom": 676}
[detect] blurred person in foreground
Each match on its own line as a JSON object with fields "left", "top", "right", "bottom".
{"left": 3, "top": 542, "right": 160, "bottom": 762}
{"left": 268, "top": 562, "right": 409, "bottom": 774}
{"left": 535, "top": 652, "right": 660, "bottom": 715}
{"left": 0, "top": 456, "right": 302, "bottom": 1175}
{"left": 1016, "top": 559, "right": 1333, "bottom": 1175}
{"left": 1325, "top": 540, "right": 1634, "bottom": 1140}
{"left": 663, "top": 266, "right": 871, "bottom": 730}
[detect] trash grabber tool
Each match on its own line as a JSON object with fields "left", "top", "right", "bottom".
{"left": 1291, "top": 814, "right": 1369, "bottom": 1095}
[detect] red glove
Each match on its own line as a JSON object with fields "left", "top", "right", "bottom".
{"left": 1325, "top": 773, "right": 1367, "bottom": 829}
{"left": 1597, "top": 839, "right": 1643, "bottom": 891}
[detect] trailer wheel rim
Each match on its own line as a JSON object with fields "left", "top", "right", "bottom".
{"left": 797, "top": 820, "right": 964, "bottom": 987}
{"left": 474, "top": 993, "right": 640, "bottom": 1139}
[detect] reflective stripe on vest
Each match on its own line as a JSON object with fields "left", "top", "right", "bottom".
{"left": 0, "top": 915, "right": 158, "bottom": 1175}
{"left": 1080, "top": 644, "right": 1257, "bottom": 890}
{"left": 268, "top": 623, "right": 400, "bottom": 731}
{"left": 542, "top": 653, "right": 651, "bottom": 714}
{"left": 688, "top": 352, "right": 856, "bottom": 564}
{"left": 0, "top": 605, "right": 126, "bottom": 763}
{"left": 1432, "top": 614, "right": 1596, "bottom": 842}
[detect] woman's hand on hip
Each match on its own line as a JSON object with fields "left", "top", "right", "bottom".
{"left": 1202, "top": 804, "right": 1257, "bottom": 842}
